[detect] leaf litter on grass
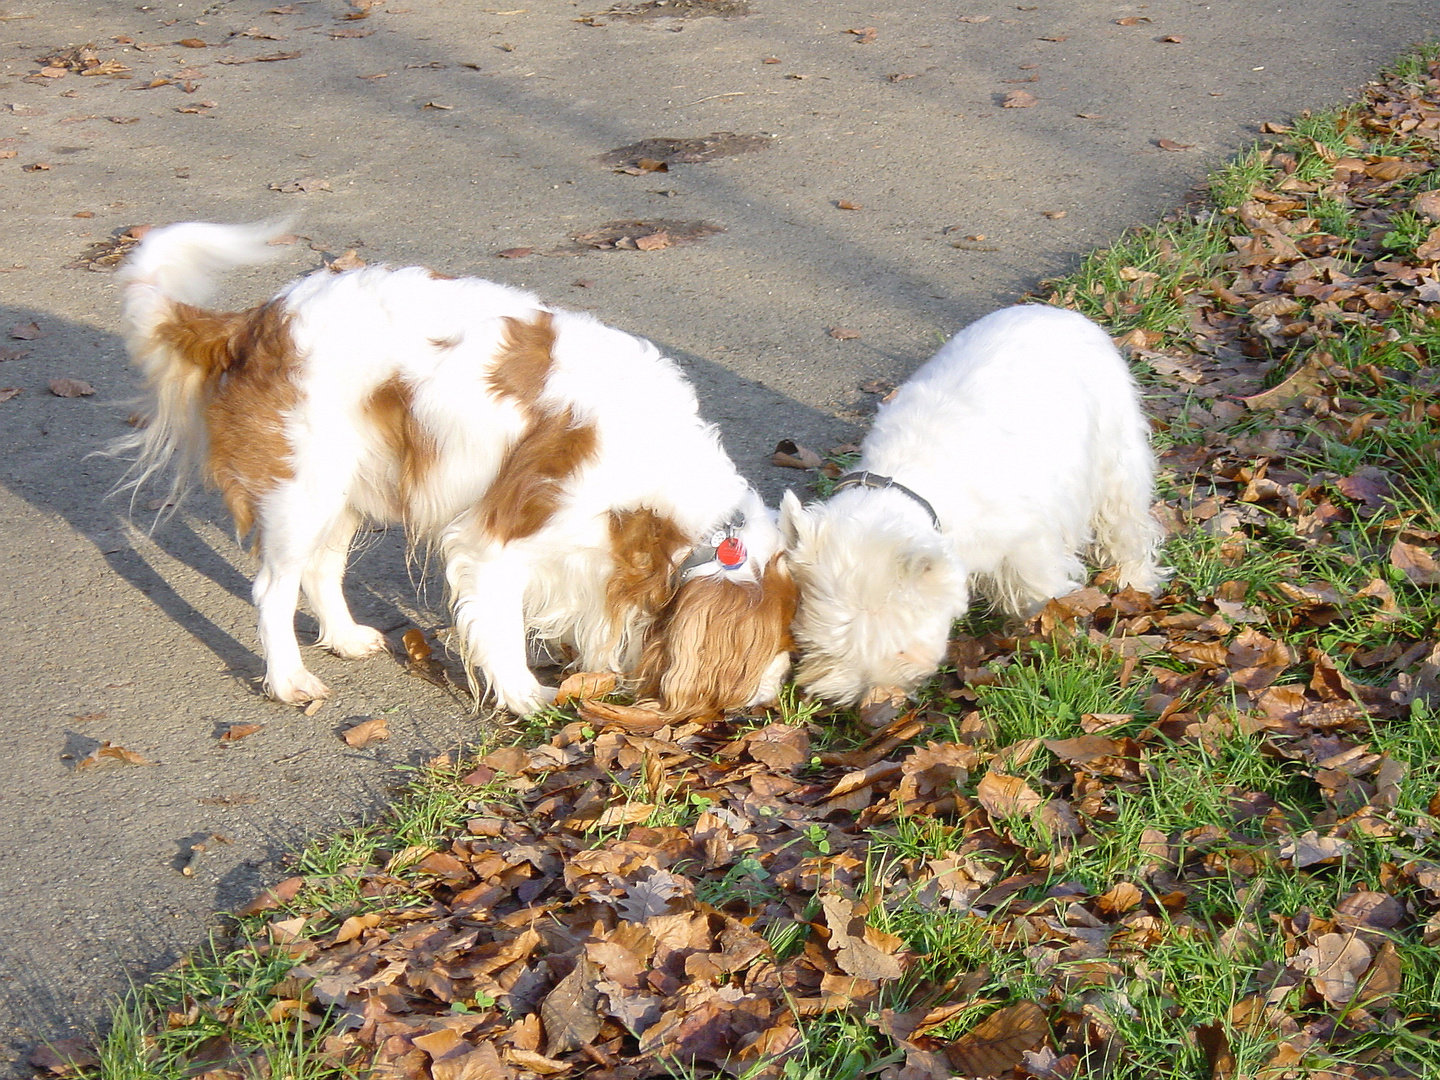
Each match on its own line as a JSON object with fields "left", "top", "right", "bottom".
{"left": 69, "top": 42, "right": 1440, "bottom": 1080}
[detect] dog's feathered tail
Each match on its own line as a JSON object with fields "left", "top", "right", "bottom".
{"left": 108, "top": 220, "right": 292, "bottom": 515}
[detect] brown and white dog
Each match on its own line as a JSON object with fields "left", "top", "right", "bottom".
{"left": 113, "top": 220, "right": 795, "bottom": 717}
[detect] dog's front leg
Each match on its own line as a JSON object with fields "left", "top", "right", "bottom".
{"left": 253, "top": 558, "right": 331, "bottom": 705}
{"left": 303, "top": 507, "right": 389, "bottom": 660}
{"left": 448, "top": 545, "right": 556, "bottom": 716}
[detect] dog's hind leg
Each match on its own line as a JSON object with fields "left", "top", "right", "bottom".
{"left": 447, "top": 544, "right": 557, "bottom": 716}
{"left": 303, "top": 506, "right": 389, "bottom": 660}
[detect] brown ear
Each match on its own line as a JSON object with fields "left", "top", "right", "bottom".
{"left": 636, "top": 556, "right": 798, "bottom": 720}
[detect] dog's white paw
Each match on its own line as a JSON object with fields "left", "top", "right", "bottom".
{"left": 497, "top": 682, "right": 558, "bottom": 717}
{"left": 267, "top": 667, "right": 332, "bottom": 706}
{"left": 321, "top": 624, "right": 388, "bottom": 660}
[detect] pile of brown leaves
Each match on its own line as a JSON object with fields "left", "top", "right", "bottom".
{"left": 185, "top": 559, "right": 1437, "bottom": 1080}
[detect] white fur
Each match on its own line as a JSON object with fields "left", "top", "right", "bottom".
{"left": 780, "top": 304, "right": 1166, "bottom": 704}
{"left": 116, "top": 221, "right": 785, "bottom": 715}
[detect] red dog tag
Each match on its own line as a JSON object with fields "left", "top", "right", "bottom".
{"left": 715, "top": 536, "right": 746, "bottom": 569}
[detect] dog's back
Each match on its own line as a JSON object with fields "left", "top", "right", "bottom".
{"left": 858, "top": 305, "right": 1159, "bottom": 583}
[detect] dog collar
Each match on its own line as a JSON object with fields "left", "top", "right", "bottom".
{"left": 833, "top": 471, "right": 942, "bottom": 531}
{"left": 676, "top": 508, "right": 749, "bottom": 582}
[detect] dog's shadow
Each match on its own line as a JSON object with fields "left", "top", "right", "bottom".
{"left": 0, "top": 301, "right": 432, "bottom": 691}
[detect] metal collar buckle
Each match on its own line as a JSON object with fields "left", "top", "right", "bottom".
{"left": 676, "top": 508, "right": 748, "bottom": 581}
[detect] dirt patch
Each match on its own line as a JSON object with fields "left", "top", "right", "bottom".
{"left": 598, "top": 131, "right": 773, "bottom": 170}
{"left": 65, "top": 226, "right": 149, "bottom": 271}
{"left": 592, "top": 0, "right": 750, "bottom": 22}
{"left": 567, "top": 220, "right": 724, "bottom": 252}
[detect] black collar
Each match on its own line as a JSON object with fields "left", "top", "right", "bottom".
{"left": 833, "top": 471, "right": 942, "bottom": 530}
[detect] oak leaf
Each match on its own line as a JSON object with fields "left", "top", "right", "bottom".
{"left": 943, "top": 1000, "right": 1049, "bottom": 1076}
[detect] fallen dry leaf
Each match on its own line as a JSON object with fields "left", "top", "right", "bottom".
{"left": 1157, "top": 138, "right": 1194, "bottom": 151}
{"left": 555, "top": 671, "right": 619, "bottom": 705}
{"left": 342, "top": 717, "right": 389, "bottom": 749}
{"left": 9, "top": 321, "right": 41, "bottom": 340}
{"left": 772, "top": 438, "right": 824, "bottom": 469}
{"left": 976, "top": 771, "right": 1044, "bottom": 817}
{"left": 1280, "top": 830, "right": 1352, "bottom": 868}
{"left": 1002, "top": 89, "right": 1037, "bottom": 108}
{"left": 1413, "top": 189, "right": 1440, "bottom": 222}
{"left": 598, "top": 132, "right": 772, "bottom": 170}
{"left": 75, "top": 741, "right": 155, "bottom": 770}
{"left": 219, "top": 722, "right": 264, "bottom": 742}
{"left": 49, "top": 377, "right": 94, "bottom": 397}
{"left": 327, "top": 249, "right": 366, "bottom": 271}
{"left": 541, "top": 956, "right": 603, "bottom": 1054}
{"left": 944, "top": 1001, "right": 1050, "bottom": 1076}
{"left": 1391, "top": 538, "right": 1440, "bottom": 586}
{"left": 235, "top": 874, "right": 305, "bottom": 916}
{"left": 28, "top": 1038, "right": 99, "bottom": 1075}
{"left": 821, "top": 892, "right": 906, "bottom": 980}
{"left": 1299, "top": 932, "right": 1372, "bottom": 1007}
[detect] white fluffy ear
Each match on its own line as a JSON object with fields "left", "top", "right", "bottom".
{"left": 778, "top": 490, "right": 813, "bottom": 551}
{"left": 898, "top": 547, "right": 937, "bottom": 581}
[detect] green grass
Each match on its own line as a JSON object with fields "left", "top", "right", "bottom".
{"left": 1049, "top": 221, "right": 1232, "bottom": 342}
{"left": 960, "top": 635, "right": 1150, "bottom": 749}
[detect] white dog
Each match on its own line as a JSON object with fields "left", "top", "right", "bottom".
{"left": 780, "top": 304, "right": 1165, "bottom": 704}
{"left": 114, "top": 221, "right": 795, "bottom": 717}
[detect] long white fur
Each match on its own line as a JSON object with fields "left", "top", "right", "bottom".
{"left": 780, "top": 304, "right": 1166, "bottom": 705}
{"left": 116, "top": 221, "right": 784, "bottom": 714}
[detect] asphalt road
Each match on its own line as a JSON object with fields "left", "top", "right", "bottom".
{"left": 1, "top": 0, "right": 1435, "bottom": 1071}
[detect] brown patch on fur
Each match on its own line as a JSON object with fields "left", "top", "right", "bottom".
{"left": 364, "top": 375, "right": 438, "bottom": 518}
{"left": 155, "top": 299, "right": 300, "bottom": 539}
{"left": 637, "top": 555, "right": 798, "bottom": 719}
{"left": 429, "top": 334, "right": 463, "bottom": 351}
{"left": 154, "top": 301, "right": 252, "bottom": 380}
{"left": 487, "top": 310, "right": 555, "bottom": 407}
{"left": 476, "top": 311, "right": 598, "bottom": 544}
{"left": 480, "top": 406, "right": 597, "bottom": 543}
{"left": 604, "top": 507, "right": 689, "bottom": 645}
